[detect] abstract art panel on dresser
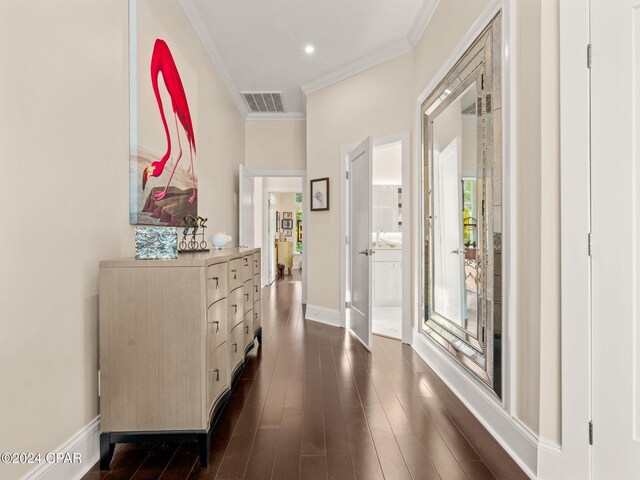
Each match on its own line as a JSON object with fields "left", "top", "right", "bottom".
{"left": 129, "top": 0, "right": 198, "bottom": 226}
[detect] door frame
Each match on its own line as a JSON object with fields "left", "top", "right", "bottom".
{"left": 245, "top": 168, "right": 307, "bottom": 304}
{"left": 559, "top": 0, "right": 591, "bottom": 476}
{"left": 340, "top": 130, "right": 412, "bottom": 344}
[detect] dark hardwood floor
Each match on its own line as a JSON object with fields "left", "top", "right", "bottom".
{"left": 83, "top": 270, "right": 527, "bottom": 480}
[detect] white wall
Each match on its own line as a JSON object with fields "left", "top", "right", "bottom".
{"left": 0, "top": 1, "right": 245, "bottom": 478}
{"left": 306, "top": 52, "right": 414, "bottom": 310}
{"left": 245, "top": 120, "right": 306, "bottom": 171}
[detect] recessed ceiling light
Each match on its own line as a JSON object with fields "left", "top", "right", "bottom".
{"left": 304, "top": 45, "right": 315, "bottom": 54}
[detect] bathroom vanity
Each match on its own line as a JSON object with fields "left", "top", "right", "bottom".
{"left": 97, "top": 248, "right": 261, "bottom": 469}
{"left": 373, "top": 247, "right": 402, "bottom": 306}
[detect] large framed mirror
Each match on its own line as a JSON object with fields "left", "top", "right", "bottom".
{"left": 421, "top": 13, "right": 503, "bottom": 397}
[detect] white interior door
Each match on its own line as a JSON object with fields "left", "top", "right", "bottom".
{"left": 348, "top": 137, "right": 373, "bottom": 348}
{"left": 432, "top": 138, "right": 465, "bottom": 325}
{"left": 239, "top": 164, "right": 254, "bottom": 248}
{"left": 591, "top": 1, "right": 637, "bottom": 478}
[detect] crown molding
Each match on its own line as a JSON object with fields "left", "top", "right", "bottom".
{"left": 178, "top": 0, "right": 250, "bottom": 118}
{"left": 301, "top": 38, "right": 413, "bottom": 95}
{"left": 407, "top": 0, "right": 441, "bottom": 46}
{"left": 247, "top": 112, "right": 306, "bottom": 121}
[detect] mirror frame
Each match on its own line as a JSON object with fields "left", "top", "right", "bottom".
{"left": 420, "top": 13, "right": 503, "bottom": 397}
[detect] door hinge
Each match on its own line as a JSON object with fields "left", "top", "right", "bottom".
{"left": 346, "top": 235, "right": 349, "bottom": 245}
{"left": 346, "top": 171, "right": 349, "bottom": 180}
{"left": 98, "top": 370, "right": 101, "bottom": 397}
{"left": 587, "top": 233, "right": 592, "bottom": 256}
{"left": 589, "top": 421, "right": 593, "bottom": 445}
{"left": 587, "top": 44, "right": 592, "bottom": 69}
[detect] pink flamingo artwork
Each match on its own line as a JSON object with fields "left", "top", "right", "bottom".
{"left": 142, "top": 39, "right": 197, "bottom": 204}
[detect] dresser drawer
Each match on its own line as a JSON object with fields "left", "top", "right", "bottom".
{"left": 206, "top": 262, "right": 228, "bottom": 306}
{"left": 228, "top": 258, "right": 243, "bottom": 291}
{"left": 242, "top": 254, "right": 252, "bottom": 282}
{"left": 207, "top": 342, "right": 229, "bottom": 410}
{"left": 243, "top": 312, "right": 253, "bottom": 349}
{"left": 253, "top": 274, "right": 261, "bottom": 301}
{"left": 252, "top": 252, "right": 261, "bottom": 276}
{"left": 228, "top": 287, "right": 244, "bottom": 328}
{"left": 243, "top": 281, "right": 254, "bottom": 313}
{"left": 253, "top": 302, "right": 261, "bottom": 332}
{"left": 207, "top": 298, "right": 228, "bottom": 350}
{"left": 229, "top": 323, "right": 244, "bottom": 371}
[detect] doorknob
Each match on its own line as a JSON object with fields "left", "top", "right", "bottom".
{"left": 450, "top": 249, "right": 464, "bottom": 254}
{"left": 358, "top": 249, "right": 373, "bottom": 256}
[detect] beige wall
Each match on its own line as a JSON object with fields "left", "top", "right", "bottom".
{"left": 306, "top": 52, "right": 414, "bottom": 309}
{"left": 0, "top": 0, "right": 244, "bottom": 477}
{"left": 305, "top": 0, "right": 562, "bottom": 444}
{"left": 245, "top": 120, "right": 306, "bottom": 171}
{"left": 538, "top": 0, "right": 561, "bottom": 444}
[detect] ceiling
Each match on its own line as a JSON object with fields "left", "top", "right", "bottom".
{"left": 181, "top": 0, "right": 438, "bottom": 118}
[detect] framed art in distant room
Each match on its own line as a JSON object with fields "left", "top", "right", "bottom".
{"left": 310, "top": 177, "right": 329, "bottom": 211}
{"left": 282, "top": 218, "right": 293, "bottom": 230}
{"left": 276, "top": 211, "right": 280, "bottom": 232}
{"left": 283, "top": 211, "right": 292, "bottom": 219}
{"left": 284, "top": 229, "right": 292, "bottom": 237}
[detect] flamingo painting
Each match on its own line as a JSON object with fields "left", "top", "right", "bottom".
{"left": 142, "top": 39, "right": 197, "bottom": 205}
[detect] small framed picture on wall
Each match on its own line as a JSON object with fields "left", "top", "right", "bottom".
{"left": 282, "top": 218, "right": 293, "bottom": 230}
{"left": 283, "top": 211, "right": 292, "bottom": 219}
{"left": 310, "top": 177, "right": 330, "bottom": 211}
{"left": 276, "top": 211, "right": 280, "bottom": 232}
{"left": 284, "top": 229, "right": 292, "bottom": 237}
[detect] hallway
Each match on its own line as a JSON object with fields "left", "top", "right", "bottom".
{"left": 84, "top": 272, "right": 526, "bottom": 480}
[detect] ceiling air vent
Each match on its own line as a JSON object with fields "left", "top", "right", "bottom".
{"left": 242, "top": 92, "right": 285, "bottom": 113}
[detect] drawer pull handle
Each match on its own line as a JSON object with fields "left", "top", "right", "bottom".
{"left": 232, "top": 342, "right": 237, "bottom": 353}
{"left": 245, "top": 325, "right": 249, "bottom": 334}
{"left": 255, "top": 312, "right": 258, "bottom": 320}
{"left": 255, "top": 285, "right": 258, "bottom": 293}
{"left": 210, "top": 277, "right": 219, "bottom": 289}
{"left": 213, "top": 369, "right": 220, "bottom": 381}
{"left": 231, "top": 269, "right": 237, "bottom": 280}
{"left": 212, "top": 321, "right": 220, "bottom": 333}
{"left": 244, "top": 258, "right": 248, "bottom": 265}
{"left": 245, "top": 293, "right": 250, "bottom": 301}
{"left": 232, "top": 305, "right": 238, "bottom": 314}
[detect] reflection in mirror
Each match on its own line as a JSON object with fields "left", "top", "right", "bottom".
{"left": 422, "top": 13, "right": 502, "bottom": 397}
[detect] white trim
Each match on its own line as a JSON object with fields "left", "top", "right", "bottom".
{"left": 247, "top": 112, "right": 306, "bottom": 122}
{"left": 178, "top": 0, "right": 250, "bottom": 118}
{"left": 305, "top": 304, "right": 342, "bottom": 328}
{"left": 412, "top": 333, "right": 537, "bottom": 478}
{"left": 537, "top": 440, "right": 563, "bottom": 480}
{"left": 301, "top": 39, "right": 413, "bottom": 95}
{"left": 559, "top": 0, "right": 591, "bottom": 478}
{"left": 501, "top": 0, "right": 518, "bottom": 417}
{"left": 21, "top": 417, "right": 100, "bottom": 480}
{"left": 407, "top": 0, "right": 441, "bottom": 46}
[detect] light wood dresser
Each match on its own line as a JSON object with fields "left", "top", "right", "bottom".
{"left": 98, "top": 248, "right": 261, "bottom": 469}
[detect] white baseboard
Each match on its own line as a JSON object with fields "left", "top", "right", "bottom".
{"left": 22, "top": 417, "right": 100, "bottom": 480}
{"left": 537, "top": 439, "right": 562, "bottom": 480}
{"left": 305, "top": 304, "right": 342, "bottom": 327}
{"left": 412, "top": 332, "right": 538, "bottom": 479}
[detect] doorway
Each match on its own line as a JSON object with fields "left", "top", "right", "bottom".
{"left": 238, "top": 167, "right": 307, "bottom": 302}
{"left": 341, "top": 131, "right": 411, "bottom": 346}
